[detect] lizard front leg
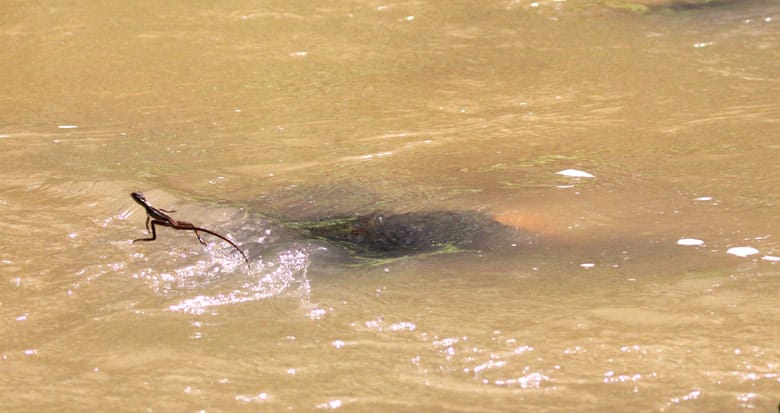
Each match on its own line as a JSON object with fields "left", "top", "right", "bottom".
{"left": 134, "top": 220, "right": 166, "bottom": 242}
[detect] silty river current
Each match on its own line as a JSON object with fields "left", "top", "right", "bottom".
{"left": 1, "top": 0, "right": 779, "bottom": 411}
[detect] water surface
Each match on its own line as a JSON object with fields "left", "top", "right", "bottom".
{"left": 1, "top": 0, "right": 779, "bottom": 411}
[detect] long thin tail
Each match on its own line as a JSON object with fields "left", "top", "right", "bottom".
{"left": 194, "top": 227, "right": 249, "bottom": 264}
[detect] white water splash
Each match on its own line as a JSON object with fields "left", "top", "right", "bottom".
{"left": 168, "top": 249, "right": 311, "bottom": 314}
{"left": 556, "top": 169, "right": 595, "bottom": 178}
{"left": 677, "top": 238, "right": 704, "bottom": 246}
{"left": 726, "top": 246, "right": 759, "bottom": 258}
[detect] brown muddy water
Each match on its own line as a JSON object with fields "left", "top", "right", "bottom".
{"left": 1, "top": 0, "right": 779, "bottom": 411}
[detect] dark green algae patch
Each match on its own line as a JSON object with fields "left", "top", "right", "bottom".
{"left": 283, "top": 210, "right": 537, "bottom": 259}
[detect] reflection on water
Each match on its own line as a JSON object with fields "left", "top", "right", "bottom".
{"left": 1, "top": 0, "right": 780, "bottom": 411}
{"left": 166, "top": 248, "right": 312, "bottom": 315}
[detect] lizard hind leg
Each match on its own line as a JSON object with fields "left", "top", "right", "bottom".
{"left": 193, "top": 230, "right": 208, "bottom": 246}
{"left": 195, "top": 229, "right": 250, "bottom": 264}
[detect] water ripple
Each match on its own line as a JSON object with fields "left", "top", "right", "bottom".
{"left": 167, "top": 248, "right": 311, "bottom": 315}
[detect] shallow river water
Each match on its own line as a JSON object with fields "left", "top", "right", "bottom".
{"left": 1, "top": 0, "right": 779, "bottom": 411}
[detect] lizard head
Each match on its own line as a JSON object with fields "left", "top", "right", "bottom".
{"left": 131, "top": 192, "right": 147, "bottom": 205}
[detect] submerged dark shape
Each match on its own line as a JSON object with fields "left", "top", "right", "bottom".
{"left": 663, "top": 0, "right": 740, "bottom": 11}
{"left": 290, "top": 211, "right": 535, "bottom": 258}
